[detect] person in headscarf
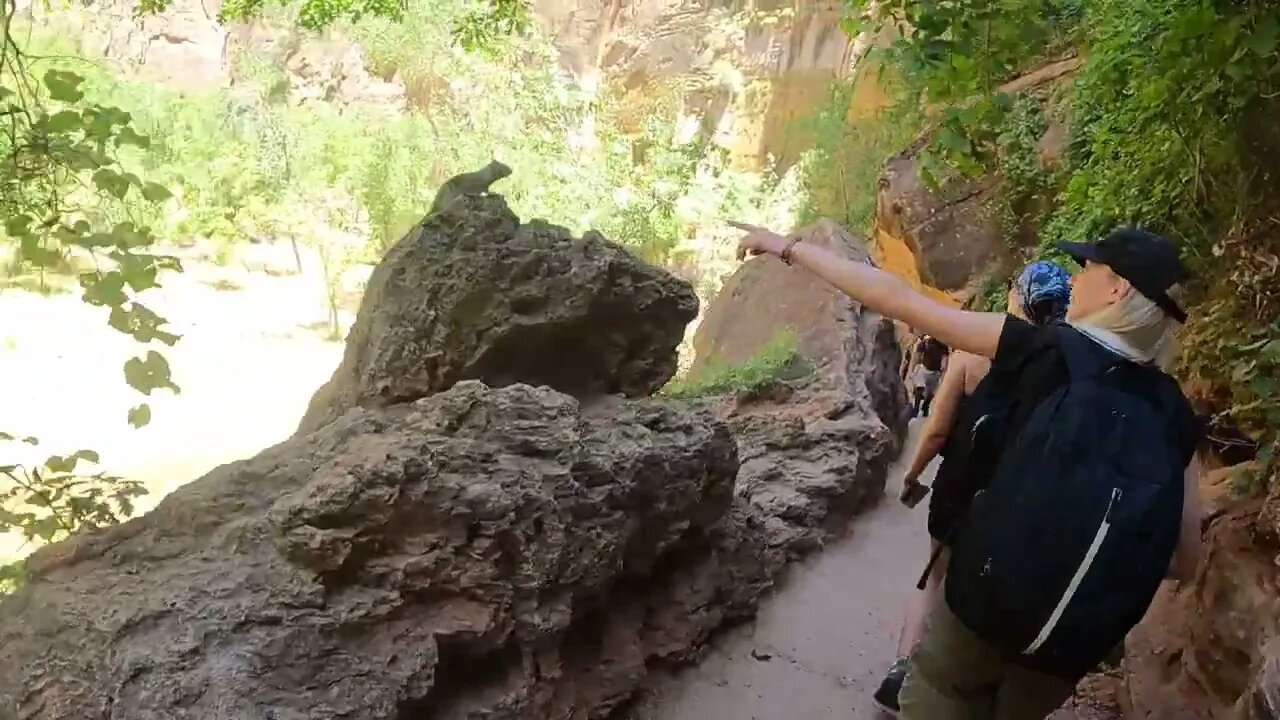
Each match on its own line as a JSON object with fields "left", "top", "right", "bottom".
{"left": 873, "top": 260, "right": 1074, "bottom": 716}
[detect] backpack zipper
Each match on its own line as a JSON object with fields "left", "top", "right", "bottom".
{"left": 1023, "top": 487, "right": 1123, "bottom": 655}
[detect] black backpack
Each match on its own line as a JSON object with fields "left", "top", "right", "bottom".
{"left": 944, "top": 326, "right": 1187, "bottom": 679}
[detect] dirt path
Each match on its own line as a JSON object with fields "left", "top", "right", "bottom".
{"left": 633, "top": 423, "right": 933, "bottom": 719}
{"left": 633, "top": 422, "right": 1122, "bottom": 720}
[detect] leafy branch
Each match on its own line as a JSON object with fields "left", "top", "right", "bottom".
{"left": 2, "top": 6, "right": 182, "bottom": 575}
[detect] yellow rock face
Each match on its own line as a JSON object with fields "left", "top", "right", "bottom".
{"left": 871, "top": 226, "right": 960, "bottom": 307}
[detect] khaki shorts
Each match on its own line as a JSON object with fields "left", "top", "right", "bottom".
{"left": 900, "top": 601, "right": 1078, "bottom": 720}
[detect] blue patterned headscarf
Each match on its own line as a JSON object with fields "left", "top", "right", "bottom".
{"left": 1015, "top": 260, "right": 1072, "bottom": 325}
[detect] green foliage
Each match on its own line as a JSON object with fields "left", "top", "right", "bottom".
{"left": 662, "top": 330, "right": 800, "bottom": 399}
{"left": 973, "top": 271, "right": 1011, "bottom": 313}
{"left": 996, "top": 97, "right": 1049, "bottom": 201}
{"left": 0, "top": 435, "right": 145, "bottom": 546}
{"left": 140, "top": 0, "right": 528, "bottom": 41}
{"left": 1, "top": 44, "right": 181, "bottom": 423}
{"left": 796, "top": 75, "right": 922, "bottom": 232}
{"left": 1043, "top": 0, "right": 1280, "bottom": 250}
{"left": 15, "top": 0, "right": 780, "bottom": 284}
{"left": 843, "top": 0, "right": 1081, "bottom": 188}
{"left": 843, "top": 0, "right": 1280, "bottom": 497}
{"left": 1180, "top": 225, "right": 1280, "bottom": 494}
{"left": 454, "top": 0, "right": 531, "bottom": 53}
{"left": 2, "top": 16, "right": 175, "bottom": 573}
{"left": 844, "top": 0, "right": 1080, "bottom": 105}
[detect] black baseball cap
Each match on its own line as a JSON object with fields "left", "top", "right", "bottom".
{"left": 1055, "top": 228, "right": 1190, "bottom": 324}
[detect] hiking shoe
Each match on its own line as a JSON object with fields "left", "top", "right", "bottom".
{"left": 872, "top": 658, "right": 908, "bottom": 717}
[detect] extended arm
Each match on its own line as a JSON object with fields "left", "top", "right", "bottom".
{"left": 733, "top": 223, "right": 1007, "bottom": 359}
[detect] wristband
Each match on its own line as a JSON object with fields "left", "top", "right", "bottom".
{"left": 780, "top": 237, "right": 802, "bottom": 265}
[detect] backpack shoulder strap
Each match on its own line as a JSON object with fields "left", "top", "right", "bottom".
{"left": 1054, "top": 325, "right": 1126, "bottom": 381}
{"left": 1057, "top": 326, "right": 1187, "bottom": 423}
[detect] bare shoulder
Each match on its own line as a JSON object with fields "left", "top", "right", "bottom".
{"left": 955, "top": 350, "right": 992, "bottom": 390}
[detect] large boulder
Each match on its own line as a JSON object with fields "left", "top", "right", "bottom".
{"left": 687, "top": 219, "right": 908, "bottom": 566}
{"left": 874, "top": 133, "right": 1007, "bottom": 294}
{"left": 870, "top": 56, "right": 1081, "bottom": 299}
{"left": 0, "top": 186, "right": 906, "bottom": 720}
{"left": 0, "top": 382, "right": 739, "bottom": 720}
{"left": 298, "top": 191, "right": 698, "bottom": 434}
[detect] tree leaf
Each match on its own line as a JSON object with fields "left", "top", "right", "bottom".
{"left": 43, "top": 70, "right": 85, "bottom": 103}
{"left": 44, "top": 455, "right": 76, "bottom": 474}
{"left": 109, "top": 222, "right": 152, "bottom": 249}
{"left": 45, "top": 110, "right": 84, "bottom": 134}
{"left": 128, "top": 404, "right": 152, "bottom": 429}
{"left": 1232, "top": 360, "right": 1256, "bottom": 383}
{"left": 115, "top": 252, "right": 159, "bottom": 293}
{"left": 141, "top": 182, "right": 172, "bottom": 203}
{"left": 29, "top": 516, "right": 63, "bottom": 542}
{"left": 108, "top": 303, "right": 180, "bottom": 345}
{"left": 1250, "top": 376, "right": 1276, "bottom": 399}
{"left": 74, "top": 232, "right": 121, "bottom": 249}
{"left": 91, "top": 168, "right": 131, "bottom": 200}
{"left": 115, "top": 127, "right": 152, "bottom": 149}
{"left": 3, "top": 215, "right": 33, "bottom": 238}
{"left": 80, "top": 271, "right": 128, "bottom": 307}
{"left": 123, "top": 351, "right": 179, "bottom": 396}
{"left": 1247, "top": 15, "right": 1280, "bottom": 57}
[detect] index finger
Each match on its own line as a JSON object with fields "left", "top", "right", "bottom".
{"left": 727, "top": 220, "right": 763, "bottom": 233}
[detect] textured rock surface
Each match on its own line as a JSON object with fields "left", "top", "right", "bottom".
{"left": 0, "top": 382, "right": 739, "bottom": 720}
{"left": 870, "top": 57, "right": 1081, "bottom": 298}
{"left": 874, "top": 134, "right": 1007, "bottom": 293}
{"left": 1236, "top": 639, "right": 1280, "bottom": 720}
{"left": 297, "top": 190, "right": 698, "bottom": 435}
{"left": 18, "top": 0, "right": 229, "bottom": 92}
{"left": 529, "top": 0, "right": 859, "bottom": 168}
{"left": 688, "top": 218, "right": 908, "bottom": 570}
{"left": 1119, "top": 464, "right": 1280, "bottom": 720}
{"left": 0, "top": 183, "right": 915, "bottom": 720}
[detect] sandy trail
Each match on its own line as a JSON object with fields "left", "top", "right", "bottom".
{"left": 635, "top": 423, "right": 1119, "bottom": 720}
{"left": 633, "top": 424, "right": 934, "bottom": 719}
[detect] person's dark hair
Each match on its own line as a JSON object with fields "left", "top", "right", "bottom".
{"left": 1026, "top": 296, "right": 1069, "bottom": 326}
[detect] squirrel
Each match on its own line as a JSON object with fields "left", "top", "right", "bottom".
{"left": 429, "top": 160, "right": 513, "bottom": 216}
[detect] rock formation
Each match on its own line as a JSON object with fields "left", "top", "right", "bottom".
{"left": 688, "top": 218, "right": 908, "bottom": 563}
{"left": 0, "top": 383, "right": 737, "bottom": 720}
{"left": 0, "top": 180, "right": 901, "bottom": 719}
{"left": 870, "top": 56, "right": 1081, "bottom": 302}
{"left": 1119, "top": 463, "right": 1280, "bottom": 720}
{"left": 297, "top": 183, "right": 698, "bottom": 435}
{"left": 529, "top": 0, "right": 860, "bottom": 169}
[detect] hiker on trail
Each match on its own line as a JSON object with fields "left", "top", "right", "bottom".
{"left": 730, "top": 223, "right": 1204, "bottom": 720}
{"left": 873, "top": 260, "right": 1073, "bottom": 717}
{"left": 904, "top": 334, "right": 948, "bottom": 417}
